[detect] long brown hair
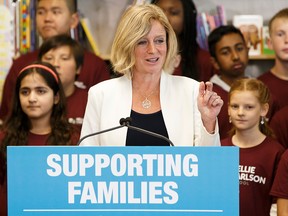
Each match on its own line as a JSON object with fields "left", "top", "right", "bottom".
{"left": 1, "top": 62, "right": 75, "bottom": 149}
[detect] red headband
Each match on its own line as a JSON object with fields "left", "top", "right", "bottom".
{"left": 18, "top": 64, "right": 59, "bottom": 83}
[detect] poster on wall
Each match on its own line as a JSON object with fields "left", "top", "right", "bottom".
{"left": 233, "top": 15, "right": 263, "bottom": 56}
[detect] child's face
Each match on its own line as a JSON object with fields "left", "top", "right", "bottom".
{"left": 212, "top": 33, "right": 249, "bottom": 79}
{"left": 19, "top": 73, "right": 58, "bottom": 121}
{"left": 36, "top": 0, "right": 78, "bottom": 40}
{"left": 228, "top": 90, "right": 267, "bottom": 132}
{"left": 155, "top": 0, "right": 184, "bottom": 36}
{"left": 41, "top": 45, "right": 79, "bottom": 91}
{"left": 269, "top": 17, "right": 288, "bottom": 61}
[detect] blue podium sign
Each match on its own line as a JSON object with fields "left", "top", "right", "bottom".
{"left": 7, "top": 146, "right": 239, "bottom": 216}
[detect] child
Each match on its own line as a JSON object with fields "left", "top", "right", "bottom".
{"left": 270, "top": 106, "right": 288, "bottom": 149}
{"left": 0, "top": 0, "right": 110, "bottom": 123}
{"left": 38, "top": 34, "right": 88, "bottom": 128}
{"left": 151, "top": 0, "right": 216, "bottom": 81}
{"left": 221, "top": 78, "right": 284, "bottom": 216}
{"left": 258, "top": 8, "right": 288, "bottom": 110}
{"left": 208, "top": 25, "right": 249, "bottom": 139}
{"left": 270, "top": 149, "right": 288, "bottom": 216}
{"left": 0, "top": 62, "right": 79, "bottom": 216}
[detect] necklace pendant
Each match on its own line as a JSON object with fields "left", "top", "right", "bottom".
{"left": 142, "top": 98, "right": 151, "bottom": 109}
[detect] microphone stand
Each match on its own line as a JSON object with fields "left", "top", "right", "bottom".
{"left": 78, "top": 117, "right": 175, "bottom": 146}
{"left": 77, "top": 125, "right": 125, "bottom": 145}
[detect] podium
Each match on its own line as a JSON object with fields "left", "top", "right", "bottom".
{"left": 7, "top": 146, "right": 239, "bottom": 216}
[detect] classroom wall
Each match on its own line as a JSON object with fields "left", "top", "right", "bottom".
{"left": 78, "top": 0, "right": 133, "bottom": 58}
{"left": 194, "top": 0, "right": 287, "bottom": 24}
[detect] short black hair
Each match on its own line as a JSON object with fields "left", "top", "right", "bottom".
{"left": 37, "top": 0, "right": 77, "bottom": 13}
{"left": 208, "top": 25, "right": 245, "bottom": 58}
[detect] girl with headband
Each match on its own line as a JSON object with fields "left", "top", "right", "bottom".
{"left": 0, "top": 61, "right": 79, "bottom": 215}
{"left": 0, "top": 61, "right": 79, "bottom": 145}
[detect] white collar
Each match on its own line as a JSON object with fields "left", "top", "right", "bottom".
{"left": 210, "top": 74, "right": 230, "bottom": 92}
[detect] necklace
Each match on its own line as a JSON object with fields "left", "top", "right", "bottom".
{"left": 142, "top": 95, "right": 153, "bottom": 109}
{"left": 136, "top": 87, "right": 158, "bottom": 109}
{"left": 142, "top": 90, "right": 156, "bottom": 109}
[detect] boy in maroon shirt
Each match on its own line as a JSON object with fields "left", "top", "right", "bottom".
{"left": 38, "top": 34, "right": 88, "bottom": 130}
{"left": 270, "top": 106, "right": 288, "bottom": 149}
{"left": 208, "top": 25, "right": 249, "bottom": 139}
{"left": 258, "top": 8, "right": 288, "bottom": 111}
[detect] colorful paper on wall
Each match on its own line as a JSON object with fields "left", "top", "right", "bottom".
{"left": 0, "top": 4, "right": 14, "bottom": 103}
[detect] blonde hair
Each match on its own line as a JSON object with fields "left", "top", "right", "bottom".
{"left": 110, "top": 4, "right": 178, "bottom": 76}
{"left": 228, "top": 78, "right": 274, "bottom": 137}
{"left": 269, "top": 8, "right": 288, "bottom": 35}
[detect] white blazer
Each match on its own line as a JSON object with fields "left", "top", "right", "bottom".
{"left": 80, "top": 72, "right": 220, "bottom": 146}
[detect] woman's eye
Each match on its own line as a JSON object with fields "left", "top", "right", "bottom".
{"left": 137, "top": 40, "right": 147, "bottom": 45}
{"left": 155, "top": 38, "right": 165, "bottom": 44}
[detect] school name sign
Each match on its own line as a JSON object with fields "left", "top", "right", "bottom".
{"left": 7, "top": 146, "right": 239, "bottom": 216}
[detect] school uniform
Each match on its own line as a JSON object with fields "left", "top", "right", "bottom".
{"left": 222, "top": 136, "right": 284, "bottom": 216}
{"left": 270, "top": 149, "right": 288, "bottom": 199}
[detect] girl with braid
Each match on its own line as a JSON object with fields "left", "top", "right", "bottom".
{"left": 221, "top": 78, "right": 284, "bottom": 216}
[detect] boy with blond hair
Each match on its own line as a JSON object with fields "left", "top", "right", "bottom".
{"left": 259, "top": 8, "right": 288, "bottom": 216}
{"left": 258, "top": 8, "right": 288, "bottom": 112}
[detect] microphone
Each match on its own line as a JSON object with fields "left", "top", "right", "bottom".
{"left": 120, "top": 117, "right": 175, "bottom": 146}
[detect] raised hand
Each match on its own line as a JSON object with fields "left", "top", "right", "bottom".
{"left": 197, "top": 81, "right": 223, "bottom": 133}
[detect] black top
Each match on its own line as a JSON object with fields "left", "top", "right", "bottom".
{"left": 126, "top": 110, "right": 169, "bottom": 146}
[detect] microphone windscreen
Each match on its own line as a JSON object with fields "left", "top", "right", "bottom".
{"left": 119, "top": 118, "right": 126, "bottom": 126}
{"left": 125, "top": 117, "right": 132, "bottom": 125}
